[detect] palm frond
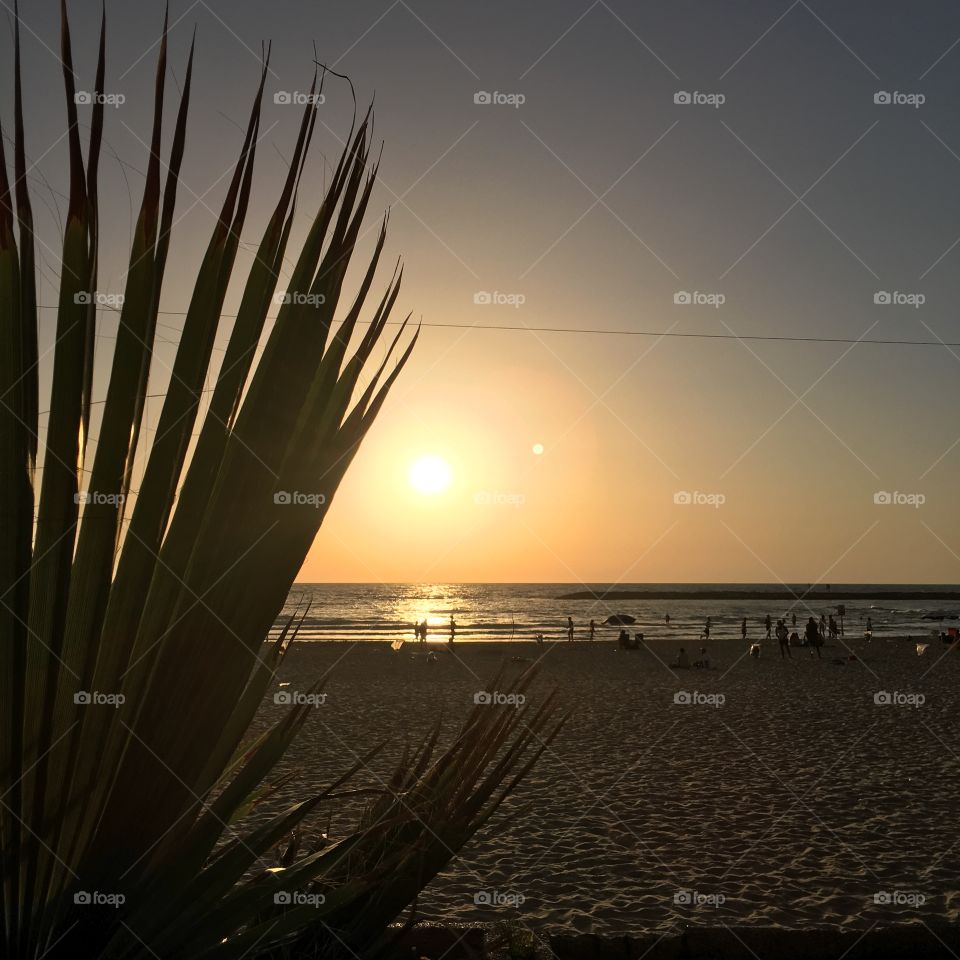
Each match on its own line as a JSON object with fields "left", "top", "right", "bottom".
{"left": 0, "top": 8, "right": 560, "bottom": 960}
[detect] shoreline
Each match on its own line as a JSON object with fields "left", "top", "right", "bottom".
{"left": 272, "top": 633, "right": 955, "bottom": 647}
{"left": 556, "top": 589, "right": 960, "bottom": 601}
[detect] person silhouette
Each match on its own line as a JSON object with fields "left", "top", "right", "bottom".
{"left": 805, "top": 617, "right": 821, "bottom": 658}
{"left": 776, "top": 619, "right": 791, "bottom": 659}
{"left": 567, "top": 616, "right": 574, "bottom": 641}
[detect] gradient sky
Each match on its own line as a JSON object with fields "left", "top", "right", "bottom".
{"left": 11, "top": 0, "right": 960, "bottom": 584}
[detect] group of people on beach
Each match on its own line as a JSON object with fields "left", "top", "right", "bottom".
{"left": 663, "top": 609, "right": 862, "bottom": 665}
{"left": 734, "top": 613, "right": 845, "bottom": 659}
{"left": 409, "top": 609, "right": 870, "bottom": 649}
{"left": 672, "top": 646, "right": 710, "bottom": 669}
{"left": 670, "top": 615, "right": 833, "bottom": 666}
{"left": 412, "top": 615, "right": 457, "bottom": 643}
{"left": 767, "top": 617, "right": 823, "bottom": 659}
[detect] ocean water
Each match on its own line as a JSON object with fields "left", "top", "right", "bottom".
{"left": 275, "top": 583, "right": 960, "bottom": 643}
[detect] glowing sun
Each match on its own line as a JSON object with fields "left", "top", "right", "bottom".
{"left": 408, "top": 454, "right": 452, "bottom": 495}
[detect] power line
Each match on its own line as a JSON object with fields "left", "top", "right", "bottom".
{"left": 36, "top": 303, "right": 960, "bottom": 348}
{"left": 352, "top": 322, "right": 960, "bottom": 348}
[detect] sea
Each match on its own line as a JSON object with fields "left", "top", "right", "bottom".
{"left": 275, "top": 583, "right": 960, "bottom": 644}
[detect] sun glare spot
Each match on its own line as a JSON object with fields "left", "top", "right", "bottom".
{"left": 408, "top": 455, "right": 452, "bottom": 495}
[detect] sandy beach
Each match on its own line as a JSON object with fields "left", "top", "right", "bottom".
{"left": 248, "top": 635, "right": 960, "bottom": 935}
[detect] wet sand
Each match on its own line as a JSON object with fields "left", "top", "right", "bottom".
{"left": 248, "top": 636, "right": 960, "bottom": 934}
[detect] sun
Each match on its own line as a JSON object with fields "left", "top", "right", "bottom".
{"left": 408, "top": 454, "right": 452, "bottom": 495}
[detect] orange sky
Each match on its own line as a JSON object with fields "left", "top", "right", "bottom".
{"left": 19, "top": 1, "right": 960, "bottom": 584}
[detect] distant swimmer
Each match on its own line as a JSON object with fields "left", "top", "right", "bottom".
{"left": 449, "top": 615, "right": 457, "bottom": 642}
{"left": 567, "top": 616, "right": 574, "bottom": 642}
{"left": 589, "top": 618, "right": 596, "bottom": 641}
{"left": 665, "top": 612, "right": 671, "bottom": 626}
{"left": 420, "top": 619, "right": 428, "bottom": 642}
{"left": 765, "top": 614, "right": 772, "bottom": 640}
{"left": 741, "top": 618, "right": 747, "bottom": 641}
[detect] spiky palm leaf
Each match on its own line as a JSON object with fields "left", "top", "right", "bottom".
{"left": 0, "top": 7, "right": 564, "bottom": 960}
